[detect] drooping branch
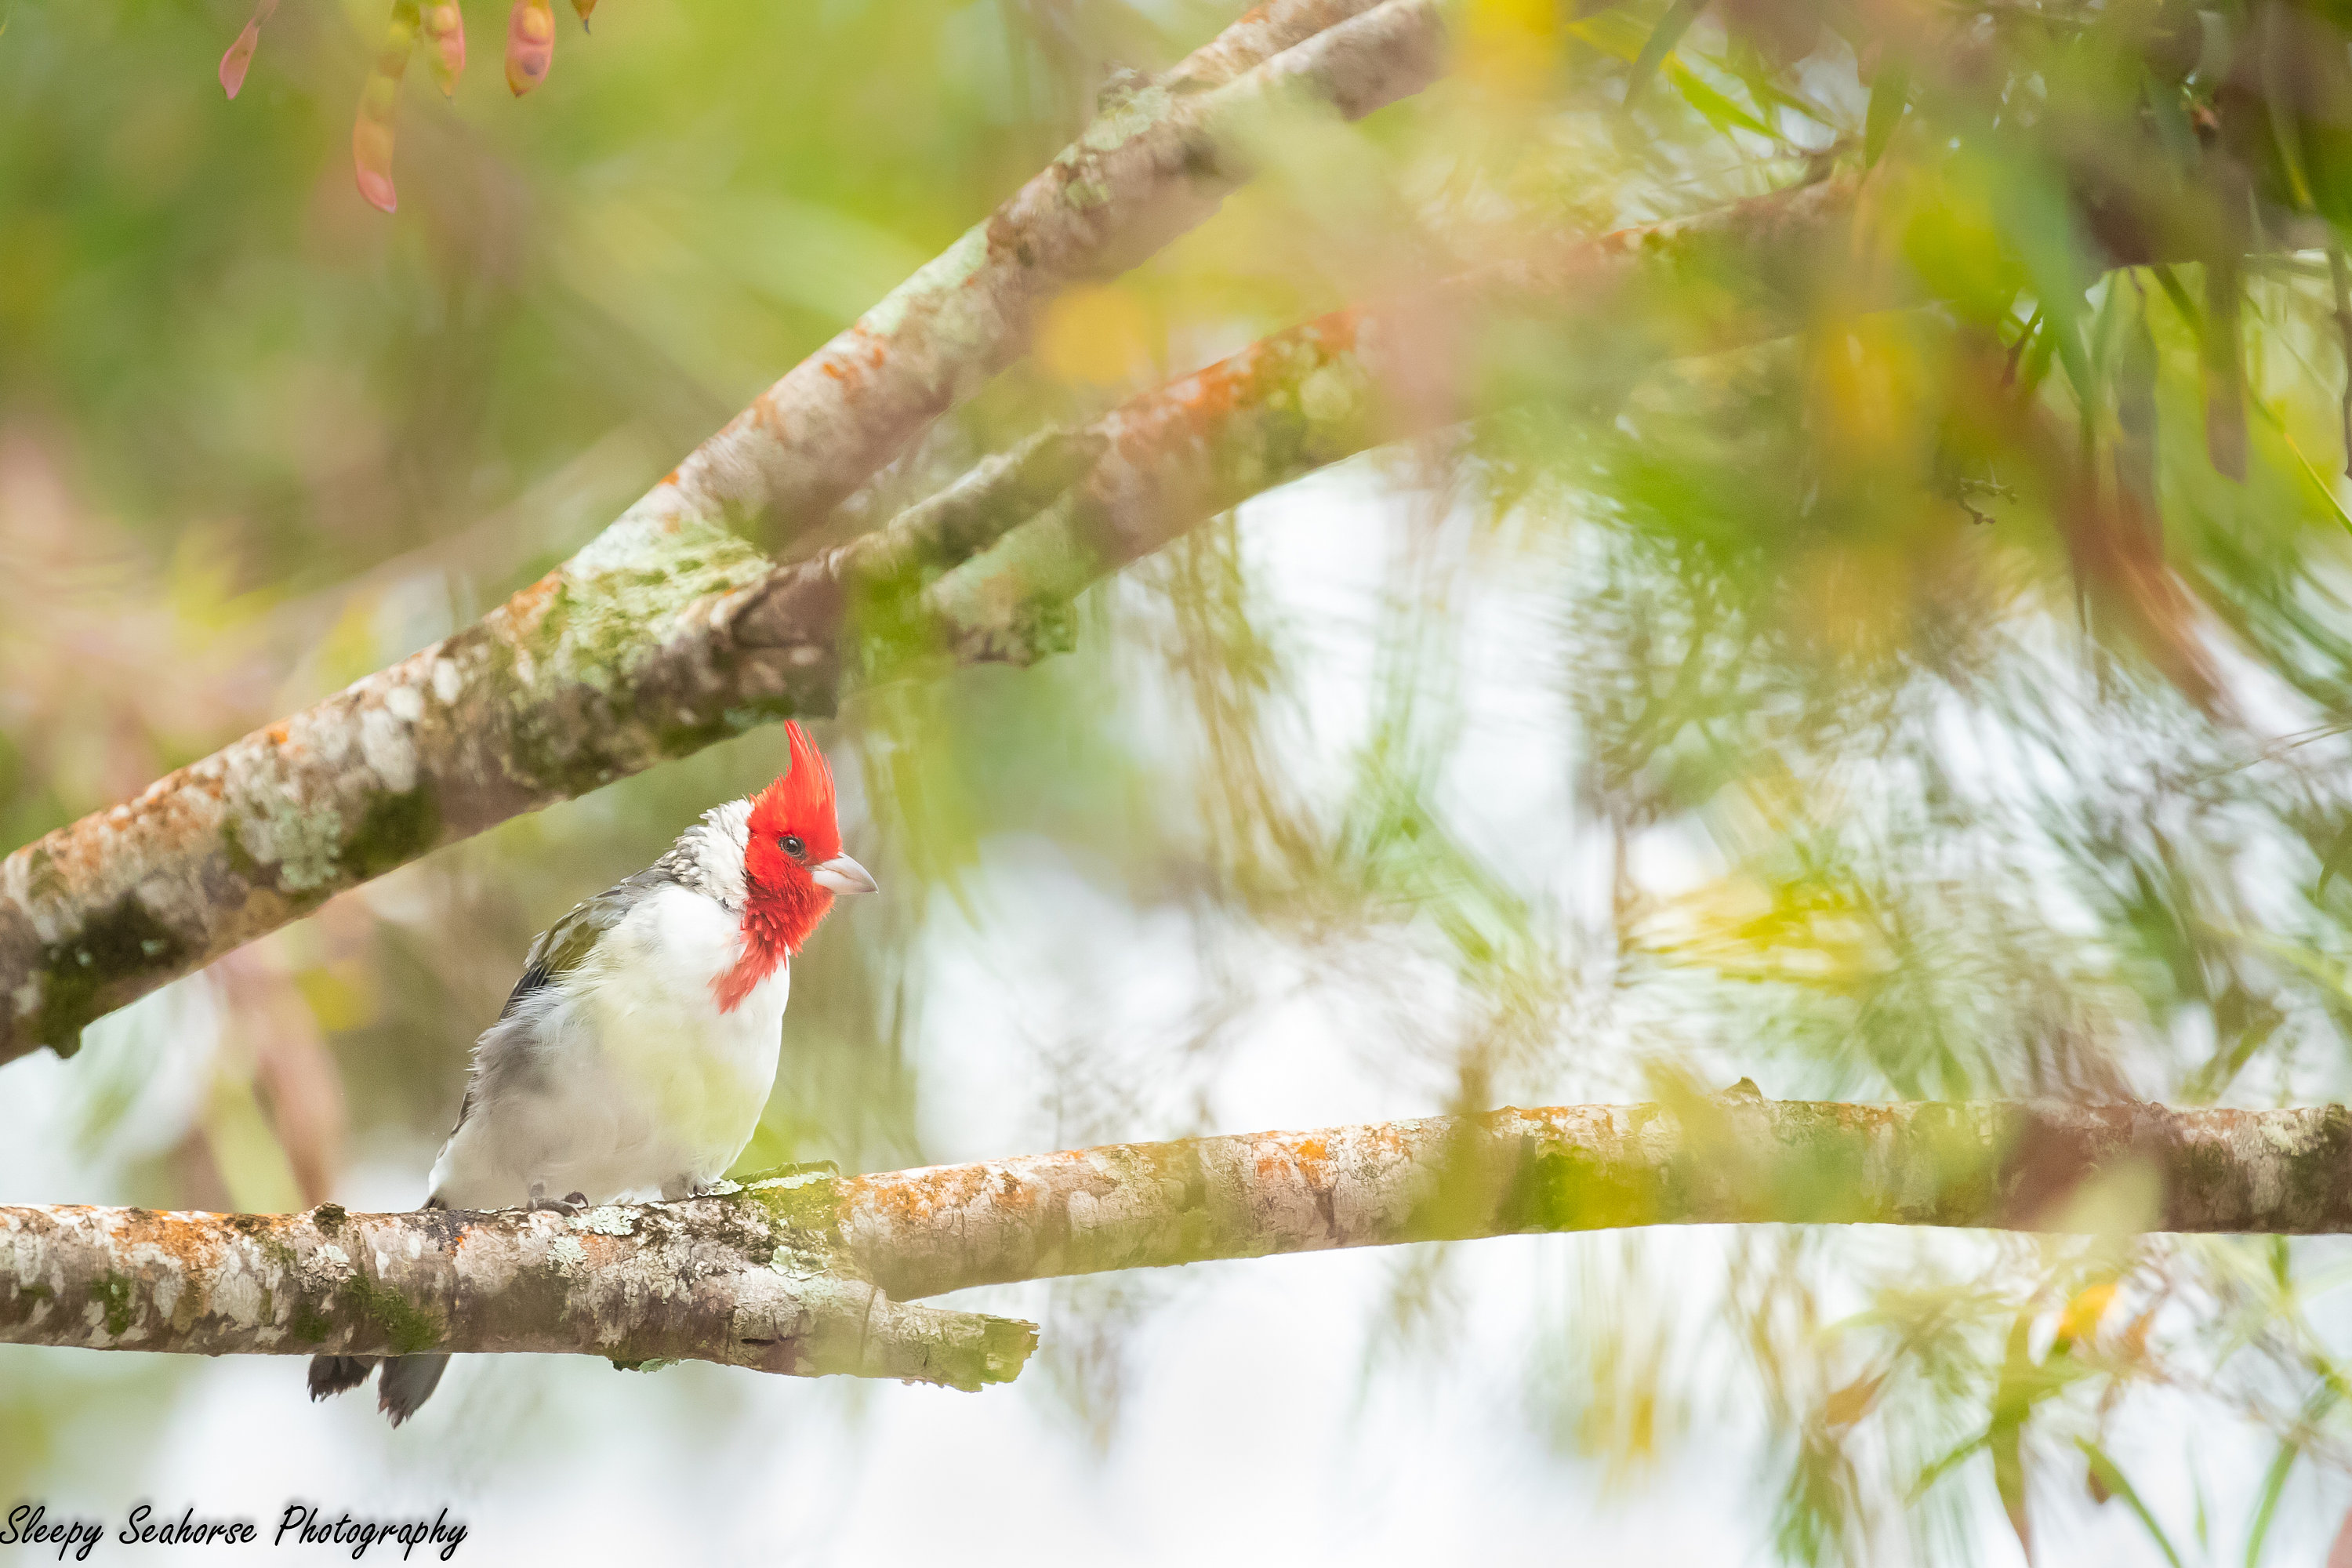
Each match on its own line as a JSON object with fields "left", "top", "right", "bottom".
{"left": 9, "top": 1099, "right": 2350, "bottom": 1380}
{"left": 0, "top": 0, "right": 1447, "bottom": 1064}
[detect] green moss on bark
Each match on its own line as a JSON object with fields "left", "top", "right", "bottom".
{"left": 741, "top": 1167, "right": 848, "bottom": 1239}
{"left": 220, "top": 816, "right": 262, "bottom": 884}
{"left": 90, "top": 1275, "right": 133, "bottom": 1338}
{"left": 341, "top": 786, "right": 440, "bottom": 882}
{"left": 289, "top": 1296, "right": 335, "bottom": 1345}
{"left": 2270, "top": 1105, "right": 2352, "bottom": 1226}
{"left": 341, "top": 1269, "right": 442, "bottom": 1356}
{"left": 1494, "top": 1143, "right": 1664, "bottom": 1235}
{"left": 34, "top": 895, "right": 186, "bottom": 1056}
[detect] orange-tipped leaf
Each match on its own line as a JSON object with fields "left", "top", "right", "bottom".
{"left": 507, "top": 0, "right": 555, "bottom": 96}
{"left": 353, "top": 0, "right": 424, "bottom": 213}
{"left": 218, "top": 0, "right": 280, "bottom": 100}
{"left": 423, "top": 1, "right": 466, "bottom": 96}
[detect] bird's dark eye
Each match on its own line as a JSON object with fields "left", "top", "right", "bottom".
{"left": 779, "top": 834, "right": 806, "bottom": 860}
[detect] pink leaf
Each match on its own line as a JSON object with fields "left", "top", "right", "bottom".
{"left": 352, "top": 0, "right": 424, "bottom": 214}
{"left": 423, "top": 2, "right": 466, "bottom": 97}
{"left": 506, "top": 0, "right": 555, "bottom": 96}
{"left": 218, "top": 0, "right": 280, "bottom": 100}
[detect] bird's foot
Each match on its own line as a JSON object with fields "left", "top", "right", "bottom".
{"left": 524, "top": 1185, "right": 590, "bottom": 1217}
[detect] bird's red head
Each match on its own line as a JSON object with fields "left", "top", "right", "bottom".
{"left": 717, "top": 722, "right": 877, "bottom": 1011}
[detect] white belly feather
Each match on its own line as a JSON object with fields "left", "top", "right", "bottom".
{"left": 426, "top": 884, "right": 788, "bottom": 1209}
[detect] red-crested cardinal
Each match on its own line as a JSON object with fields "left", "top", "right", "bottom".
{"left": 308, "top": 720, "right": 875, "bottom": 1424}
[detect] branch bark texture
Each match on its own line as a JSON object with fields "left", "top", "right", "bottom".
{"left": 0, "top": 1184, "right": 1033, "bottom": 1389}
{"left": 830, "top": 1097, "right": 2352, "bottom": 1298}
{"left": 9, "top": 1099, "right": 2348, "bottom": 1379}
{"left": 0, "top": 0, "right": 1447, "bottom": 1063}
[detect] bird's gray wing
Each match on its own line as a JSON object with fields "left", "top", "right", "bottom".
{"left": 497, "top": 865, "right": 680, "bottom": 1019}
{"left": 441, "top": 866, "right": 681, "bottom": 1141}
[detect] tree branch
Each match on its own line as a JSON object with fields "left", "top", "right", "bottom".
{"left": 9, "top": 1099, "right": 2349, "bottom": 1380}
{"left": 920, "top": 176, "right": 1865, "bottom": 663}
{"left": 831, "top": 1096, "right": 2352, "bottom": 1298}
{"left": 0, "top": 0, "right": 1448, "bottom": 1064}
{"left": 0, "top": 1185, "right": 1034, "bottom": 1390}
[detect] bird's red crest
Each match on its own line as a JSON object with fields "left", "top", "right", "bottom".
{"left": 745, "top": 720, "right": 841, "bottom": 864}
{"left": 718, "top": 722, "right": 845, "bottom": 1011}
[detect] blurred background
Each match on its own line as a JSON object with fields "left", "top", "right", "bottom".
{"left": 16, "top": 0, "right": 2352, "bottom": 1561}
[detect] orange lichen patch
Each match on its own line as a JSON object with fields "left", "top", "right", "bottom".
{"left": 1256, "top": 1134, "right": 1335, "bottom": 1192}
{"left": 1303, "top": 305, "right": 1366, "bottom": 358}
{"left": 1251, "top": 1146, "right": 1299, "bottom": 1185}
{"left": 845, "top": 1168, "right": 988, "bottom": 1227}
{"left": 1100, "top": 307, "right": 1362, "bottom": 474}
{"left": 1345, "top": 1119, "right": 1423, "bottom": 1164}
{"left": 501, "top": 570, "right": 565, "bottom": 630}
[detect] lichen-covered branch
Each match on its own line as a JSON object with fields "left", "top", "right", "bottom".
{"left": 0, "top": 0, "right": 1447, "bottom": 1064}
{"left": 826, "top": 1098, "right": 2352, "bottom": 1298}
{"left": 0, "top": 1189, "right": 1033, "bottom": 1390}
{"left": 9, "top": 1099, "right": 2348, "bottom": 1377}
{"left": 524, "top": 180, "right": 1873, "bottom": 757}
{"left": 630, "top": 0, "right": 1443, "bottom": 557}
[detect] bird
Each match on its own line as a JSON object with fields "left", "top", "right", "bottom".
{"left": 307, "top": 720, "right": 876, "bottom": 1425}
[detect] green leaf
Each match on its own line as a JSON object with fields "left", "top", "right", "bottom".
{"left": 2319, "top": 820, "right": 2352, "bottom": 897}
{"left": 2019, "top": 310, "right": 2060, "bottom": 400}
{"left": 1568, "top": 10, "right": 1650, "bottom": 63}
{"left": 1907, "top": 1431, "right": 1991, "bottom": 1501}
{"left": 2246, "top": 1385, "right": 2340, "bottom": 1566}
{"left": 1864, "top": 59, "right": 1909, "bottom": 168}
{"left": 1626, "top": 0, "right": 1708, "bottom": 103}
{"left": 2078, "top": 1439, "right": 2186, "bottom": 1568}
{"left": 1667, "top": 60, "right": 1774, "bottom": 140}
{"left": 2250, "top": 396, "right": 2352, "bottom": 535}
{"left": 1991, "top": 1312, "right": 2037, "bottom": 1558}
{"left": 2245, "top": 1439, "right": 2297, "bottom": 1566}
{"left": 2149, "top": 263, "right": 2201, "bottom": 335}
{"left": 2046, "top": 303, "right": 2096, "bottom": 416}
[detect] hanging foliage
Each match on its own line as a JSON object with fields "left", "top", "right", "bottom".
{"left": 219, "top": 0, "right": 599, "bottom": 212}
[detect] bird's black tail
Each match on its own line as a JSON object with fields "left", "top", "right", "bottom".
{"left": 376, "top": 1354, "right": 452, "bottom": 1425}
{"left": 308, "top": 1354, "right": 376, "bottom": 1399}
{"left": 306, "top": 1196, "right": 452, "bottom": 1425}
{"left": 306, "top": 1352, "right": 452, "bottom": 1425}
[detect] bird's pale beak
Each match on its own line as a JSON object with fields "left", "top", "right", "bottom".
{"left": 811, "top": 854, "right": 877, "bottom": 895}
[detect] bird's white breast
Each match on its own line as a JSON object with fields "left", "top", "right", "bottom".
{"left": 428, "top": 883, "right": 788, "bottom": 1209}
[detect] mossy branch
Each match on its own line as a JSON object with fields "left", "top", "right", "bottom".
{"left": 9, "top": 1098, "right": 2350, "bottom": 1385}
